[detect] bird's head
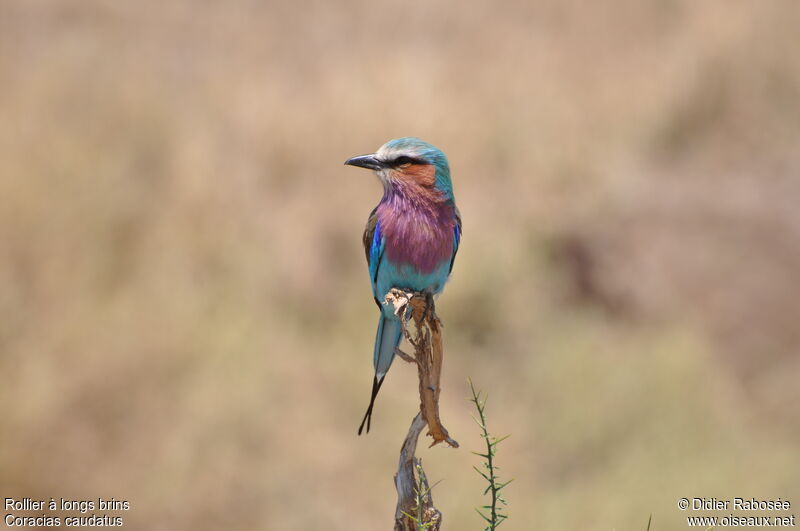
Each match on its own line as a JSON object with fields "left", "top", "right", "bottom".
{"left": 345, "top": 137, "right": 453, "bottom": 199}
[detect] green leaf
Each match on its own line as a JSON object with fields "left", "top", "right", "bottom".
{"left": 472, "top": 466, "right": 491, "bottom": 482}
{"left": 497, "top": 479, "right": 514, "bottom": 490}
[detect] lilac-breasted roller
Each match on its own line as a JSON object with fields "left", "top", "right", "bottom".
{"left": 345, "top": 138, "right": 461, "bottom": 434}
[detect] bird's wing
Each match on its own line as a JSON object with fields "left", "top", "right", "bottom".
{"left": 363, "top": 207, "right": 384, "bottom": 307}
{"left": 448, "top": 206, "right": 462, "bottom": 274}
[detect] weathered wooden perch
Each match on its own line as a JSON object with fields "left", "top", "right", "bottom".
{"left": 394, "top": 413, "right": 441, "bottom": 531}
{"left": 384, "top": 288, "right": 459, "bottom": 448}
{"left": 385, "top": 288, "right": 458, "bottom": 531}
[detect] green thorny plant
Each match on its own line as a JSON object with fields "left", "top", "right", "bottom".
{"left": 403, "top": 460, "right": 441, "bottom": 530}
{"left": 469, "top": 379, "right": 512, "bottom": 530}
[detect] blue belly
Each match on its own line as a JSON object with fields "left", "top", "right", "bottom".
{"left": 375, "top": 260, "right": 451, "bottom": 318}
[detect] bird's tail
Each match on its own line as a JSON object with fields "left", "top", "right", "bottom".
{"left": 358, "top": 315, "right": 403, "bottom": 434}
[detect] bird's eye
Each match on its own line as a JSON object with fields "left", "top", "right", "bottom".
{"left": 394, "top": 156, "right": 416, "bottom": 166}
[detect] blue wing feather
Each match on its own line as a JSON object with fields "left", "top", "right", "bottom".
{"left": 363, "top": 207, "right": 384, "bottom": 307}
{"left": 369, "top": 221, "right": 383, "bottom": 289}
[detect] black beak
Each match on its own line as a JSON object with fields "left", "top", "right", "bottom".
{"left": 344, "top": 154, "right": 384, "bottom": 170}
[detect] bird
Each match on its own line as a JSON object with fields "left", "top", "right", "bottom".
{"left": 345, "top": 138, "right": 461, "bottom": 434}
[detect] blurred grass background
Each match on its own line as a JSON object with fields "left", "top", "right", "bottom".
{"left": 1, "top": 1, "right": 799, "bottom": 529}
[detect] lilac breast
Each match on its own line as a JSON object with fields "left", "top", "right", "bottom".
{"left": 377, "top": 190, "right": 456, "bottom": 274}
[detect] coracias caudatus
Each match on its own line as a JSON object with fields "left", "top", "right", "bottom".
{"left": 345, "top": 138, "right": 461, "bottom": 434}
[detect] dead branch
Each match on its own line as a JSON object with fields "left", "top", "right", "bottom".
{"left": 384, "top": 289, "right": 459, "bottom": 448}
{"left": 385, "top": 288, "right": 458, "bottom": 530}
{"left": 393, "top": 413, "right": 441, "bottom": 531}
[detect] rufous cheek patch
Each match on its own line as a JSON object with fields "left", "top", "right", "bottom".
{"left": 400, "top": 164, "right": 436, "bottom": 187}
